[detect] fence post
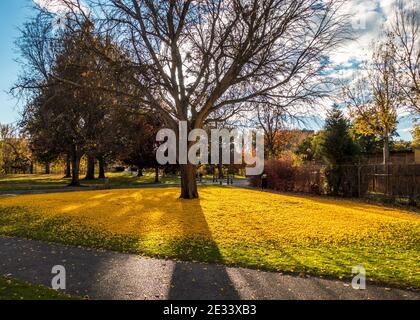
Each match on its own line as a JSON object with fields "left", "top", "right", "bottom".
{"left": 373, "top": 165, "right": 376, "bottom": 192}
{"left": 411, "top": 165, "right": 416, "bottom": 205}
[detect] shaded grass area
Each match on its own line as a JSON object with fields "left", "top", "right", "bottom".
{"left": 202, "top": 174, "right": 247, "bottom": 180}
{"left": 0, "top": 175, "right": 68, "bottom": 191}
{"left": 0, "top": 172, "right": 179, "bottom": 192}
{"left": 0, "top": 277, "right": 78, "bottom": 300}
{"left": 0, "top": 186, "right": 418, "bottom": 288}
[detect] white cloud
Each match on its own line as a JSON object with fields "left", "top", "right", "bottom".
{"left": 33, "top": 0, "right": 87, "bottom": 14}
{"left": 33, "top": 0, "right": 68, "bottom": 13}
{"left": 334, "top": 0, "right": 418, "bottom": 65}
{"left": 331, "top": 0, "right": 383, "bottom": 66}
{"left": 327, "top": 0, "right": 418, "bottom": 87}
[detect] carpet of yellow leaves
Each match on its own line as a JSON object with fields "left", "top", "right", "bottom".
{"left": 1, "top": 187, "right": 417, "bottom": 244}
{"left": 0, "top": 186, "right": 418, "bottom": 286}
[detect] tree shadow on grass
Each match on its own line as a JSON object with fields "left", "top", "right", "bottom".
{"left": 0, "top": 191, "right": 241, "bottom": 299}
{"left": 167, "top": 199, "right": 240, "bottom": 300}
{"left": 254, "top": 188, "right": 413, "bottom": 214}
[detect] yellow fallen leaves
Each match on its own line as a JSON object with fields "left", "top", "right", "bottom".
{"left": 0, "top": 186, "right": 419, "bottom": 287}
{"left": 1, "top": 187, "right": 417, "bottom": 247}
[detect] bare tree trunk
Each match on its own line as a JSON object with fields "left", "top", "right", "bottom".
{"left": 218, "top": 143, "right": 224, "bottom": 179}
{"left": 218, "top": 163, "right": 224, "bottom": 179}
{"left": 69, "top": 146, "right": 81, "bottom": 187}
{"left": 45, "top": 163, "right": 50, "bottom": 174}
{"left": 137, "top": 167, "right": 143, "bottom": 177}
{"left": 383, "top": 131, "right": 390, "bottom": 164}
{"left": 64, "top": 154, "right": 71, "bottom": 178}
{"left": 98, "top": 156, "right": 106, "bottom": 179}
{"left": 29, "top": 162, "right": 34, "bottom": 174}
{"left": 85, "top": 155, "right": 95, "bottom": 180}
{"left": 180, "top": 164, "right": 198, "bottom": 199}
{"left": 266, "top": 136, "right": 275, "bottom": 160}
{"left": 155, "top": 166, "right": 159, "bottom": 183}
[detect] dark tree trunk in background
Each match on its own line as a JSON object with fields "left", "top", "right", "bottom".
{"left": 85, "top": 156, "right": 95, "bottom": 180}
{"left": 69, "top": 146, "right": 81, "bottom": 187}
{"left": 218, "top": 163, "right": 224, "bottom": 179}
{"left": 98, "top": 157, "right": 106, "bottom": 179}
{"left": 180, "top": 164, "right": 198, "bottom": 199}
{"left": 45, "top": 163, "right": 50, "bottom": 174}
{"left": 155, "top": 166, "right": 159, "bottom": 183}
{"left": 218, "top": 143, "right": 224, "bottom": 179}
{"left": 29, "top": 162, "right": 34, "bottom": 174}
{"left": 137, "top": 168, "right": 143, "bottom": 177}
{"left": 64, "top": 154, "right": 71, "bottom": 178}
{"left": 383, "top": 130, "right": 391, "bottom": 197}
{"left": 383, "top": 131, "right": 390, "bottom": 165}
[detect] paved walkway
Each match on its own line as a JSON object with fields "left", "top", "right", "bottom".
{"left": 0, "top": 237, "right": 418, "bottom": 300}
{"left": 0, "top": 183, "right": 180, "bottom": 196}
{"left": 0, "top": 178, "right": 250, "bottom": 196}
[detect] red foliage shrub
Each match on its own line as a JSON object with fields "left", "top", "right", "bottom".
{"left": 250, "top": 159, "right": 295, "bottom": 191}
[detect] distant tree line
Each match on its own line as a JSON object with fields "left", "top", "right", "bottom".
{"left": 13, "top": 19, "right": 162, "bottom": 185}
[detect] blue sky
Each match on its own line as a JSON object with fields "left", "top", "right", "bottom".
{"left": 0, "top": 0, "right": 415, "bottom": 140}
{"left": 0, "top": 0, "right": 34, "bottom": 124}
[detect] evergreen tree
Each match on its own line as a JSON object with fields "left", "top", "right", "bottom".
{"left": 318, "top": 105, "right": 359, "bottom": 195}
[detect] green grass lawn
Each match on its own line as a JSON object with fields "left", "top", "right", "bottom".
{"left": 0, "top": 186, "right": 418, "bottom": 288}
{"left": 0, "top": 175, "right": 68, "bottom": 191}
{"left": 0, "top": 172, "right": 179, "bottom": 192}
{"left": 0, "top": 277, "right": 78, "bottom": 300}
{"left": 0, "top": 172, "right": 249, "bottom": 192}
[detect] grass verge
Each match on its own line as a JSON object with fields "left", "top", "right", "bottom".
{"left": 0, "top": 277, "right": 78, "bottom": 300}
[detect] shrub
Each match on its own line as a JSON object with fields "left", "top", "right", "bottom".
{"left": 293, "top": 164, "right": 325, "bottom": 195}
{"left": 250, "top": 159, "right": 295, "bottom": 191}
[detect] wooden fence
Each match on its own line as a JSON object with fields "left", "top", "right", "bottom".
{"left": 294, "top": 164, "right": 420, "bottom": 201}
